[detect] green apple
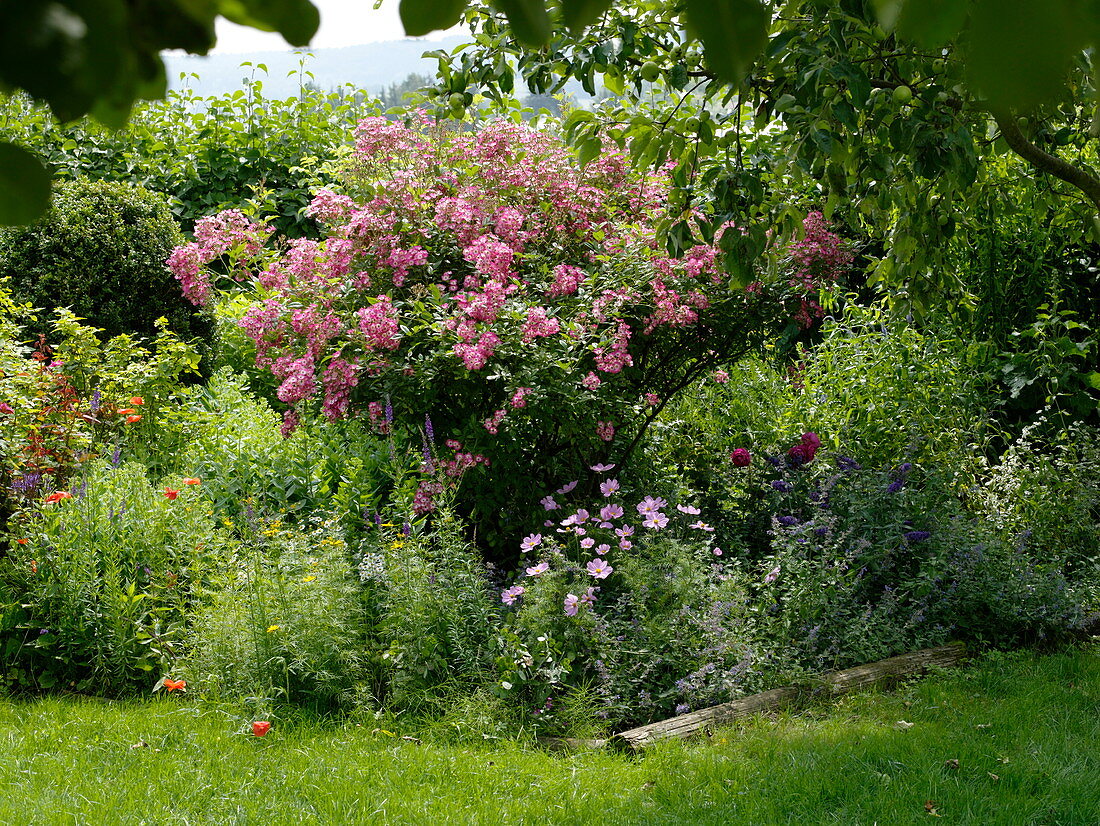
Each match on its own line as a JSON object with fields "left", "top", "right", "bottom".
{"left": 640, "top": 61, "right": 661, "bottom": 82}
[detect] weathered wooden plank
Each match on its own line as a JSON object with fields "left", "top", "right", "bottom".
{"left": 611, "top": 642, "right": 967, "bottom": 751}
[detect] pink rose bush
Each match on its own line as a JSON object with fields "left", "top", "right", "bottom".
{"left": 169, "top": 116, "right": 835, "bottom": 554}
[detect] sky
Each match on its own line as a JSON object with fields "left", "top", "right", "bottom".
{"left": 211, "top": 0, "right": 466, "bottom": 53}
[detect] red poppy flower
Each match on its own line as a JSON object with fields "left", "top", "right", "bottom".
{"left": 252, "top": 721, "right": 271, "bottom": 737}
{"left": 130, "top": 396, "right": 144, "bottom": 405}
{"left": 164, "top": 488, "right": 179, "bottom": 500}
{"left": 44, "top": 491, "right": 72, "bottom": 503}
{"left": 163, "top": 678, "right": 186, "bottom": 691}
{"left": 126, "top": 414, "right": 142, "bottom": 423}
{"left": 182, "top": 477, "right": 201, "bottom": 485}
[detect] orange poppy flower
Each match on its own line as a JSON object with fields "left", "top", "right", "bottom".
{"left": 163, "top": 678, "right": 186, "bottom": 691}
{"left": 126, "top": 415, "right": 142, "bottom": 423}
{"left": 182, "top": 477, "right": 201, "bottom": 485}
{"left": 16, "top": 538, "right": 28, "bottom": 545}
{"left": 29, "top": 560, "right": 37, "bottom": 574}
{"left": 130, "top": 396, "right": 144, "bottom": 405}
{"left": 44, "top": 491, "right": 72, "bottom": 503}
{"left": 252, "top": 721, "right": 271, "bottom": 737}
{"left": 164, "top": 488, "right": 179, "bottom": 500}
{"left": 117, "top": 408, "right": 136, "bottom": 415}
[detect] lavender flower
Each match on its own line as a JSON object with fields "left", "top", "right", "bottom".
{"left": 904, "top": 531, "right": 931, "bottom": 542}
{"left": 11, "top": 471, "right": 42, "bottom": 493}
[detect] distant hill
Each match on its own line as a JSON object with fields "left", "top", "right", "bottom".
{"left": 164, "top": 37, "right": 468, "bottom": 98}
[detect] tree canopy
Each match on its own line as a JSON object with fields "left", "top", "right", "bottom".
{"left": 4, "top": 0, "right": 1100, "bottom": 231}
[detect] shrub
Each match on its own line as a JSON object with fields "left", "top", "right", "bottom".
{"left": 0, "top": 178, "right": 212, "bottom": 348}
{"left": 0, "top": 76, "right": 371, "bottom": 238}
{"left": 174, "top": 118, "right": 833, "bottom": 559}
{"left": 180, "top": 369, "right": 390, "bottom": 531}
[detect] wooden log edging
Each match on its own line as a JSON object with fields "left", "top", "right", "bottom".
{"left": 609, "top": 641, "right": 968, "bottom": 752}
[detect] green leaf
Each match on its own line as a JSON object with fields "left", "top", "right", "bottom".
{"left": 576, "top": 134, "right": 602, "bottom": 167}
{"left": 400, "top": 0, "right": 467, "bottom": 37}
{"left": 895, "top": 0, "right": 969, "bottom": 47}
{"left": 684, "top": 0, "right": 768, "bottom": 85}
{"left": 220, "top": 0, "right": 321, "bottom": 47}
{"left": 966, "top": 0, "right": 1089, "bottom": 112}
{"left": 492, "top": 0, "right": 552, "bottom": 46}
{"left": 561, "top": 0, "right": 614, "bottom": 33}
{"left": 1085, "top": 371, "right": 1100, "bottom": 390}
{"left": 603, "top": 70, "right": 625, "bottom": 97}
{"left": 0, "top": 142, "right": 52, "bottom": 226}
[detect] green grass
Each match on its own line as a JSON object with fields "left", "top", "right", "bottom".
{"left": 1, "top": 646, "right": 1098, "bottom": 825}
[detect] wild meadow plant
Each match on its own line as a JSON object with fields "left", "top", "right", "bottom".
{"left": 0, "top": 460, "right": 228, "bottom": 694}
{"left": 181, "top": 513, "right": 368, "bottom": 712}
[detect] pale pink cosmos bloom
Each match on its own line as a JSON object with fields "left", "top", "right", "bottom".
{"left": 595, "top": 543, "right": 611, "bottom": 555}
{"left": 590, "top": 463, "right": 616, "bottom": 472}
{"left": 600, "top": 479, "right": 620, "bottom": 497}
{"left": 636, "top": 496, "right": 667, "bottom": 517}
{"left": 713, "top": 547, "right": 724, "bottom": 556}
{"left": 525, "top": 562, "right": 550, "bottom": 577}
{"left": 714, "top": 369, "right": 730, "bottom": 383}
{"left": 501, "top": 585, "right": 525, "bottom": 605}
{"left": 540, "top": 495, "right": 559, "bottom": 511}
{"left": 615, "top": 524, "right": 635, "bottom": 537}
{"left": 580, "top": 537, "right": 596, "bottom": 549}
{"left": 643, "top": 512, "right": 669, "bottom": 529}
{"left": 574, "top": 527, "right": 587, "bottom": 537}
{"left": 619, "top": 539, "right": 633, "bottom": 550}
{"left": 579, "top": 586, "right": 599, "bottom": 607}
{"left": 600, "top": 504, "right": 624, "bottom": 521}
{"left": 557, "top": 480, "right": 578, "bottom": 494}
{"left": 764, "top": 566, "right": 781, "bottom": 584}
{"left": 564, "top": 593, "right": 580, "bottom": 616}
{"left": 690, "top": 521, "right": 715, "bottom": 532}
{"left": 586, "top": 557, "right": 614, "bottom": 579}
{"left": 676, "top": 504, "right": 701, "bottom": 515}
{"left": 520, "top": 533, "right": 542, "bottom": 552}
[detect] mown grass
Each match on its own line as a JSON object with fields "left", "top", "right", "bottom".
{"left": 0, "top": 645, "right": 1097, "bottom": 825}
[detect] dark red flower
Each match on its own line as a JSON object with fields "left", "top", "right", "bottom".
{"left": 729, "top": 448, "right": 752, "bottom": 467}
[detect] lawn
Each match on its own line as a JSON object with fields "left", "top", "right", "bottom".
{"left": 1, "top": 645, "right": 1096, "bottom": 825}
